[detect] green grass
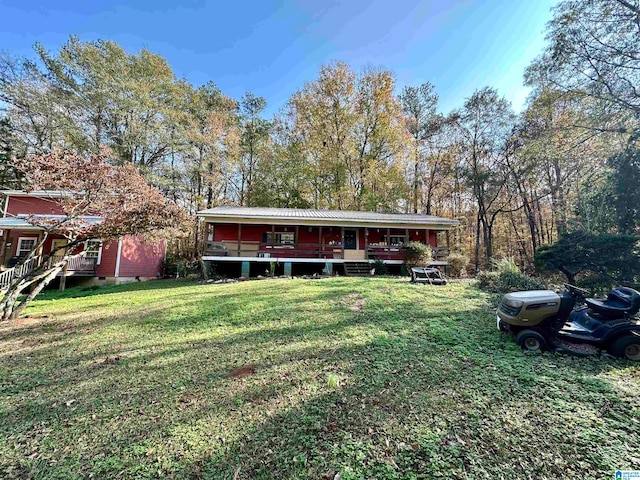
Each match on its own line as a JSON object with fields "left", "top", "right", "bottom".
{"left": 0, "top": 277, "right": 639, "bottom": 479}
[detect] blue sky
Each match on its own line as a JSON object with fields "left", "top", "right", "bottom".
{"left": 0, "top": 0, "right": 557, "bottom": 116}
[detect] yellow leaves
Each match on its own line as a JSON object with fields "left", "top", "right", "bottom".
{"left": 286, "top": 62, "right": 409, "bottom": 210}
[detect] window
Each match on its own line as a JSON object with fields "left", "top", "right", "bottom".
{"left": 85, "top": 240, "right": 102, "bottom": 265}
{"left": 264, "top": 232, "right": 295, "bottom": 245}
{"left": 17, "top": 237, "right": 37, "bottom": 257}
{"left": 387, "top": 236, "right": 407, "bottom": 247}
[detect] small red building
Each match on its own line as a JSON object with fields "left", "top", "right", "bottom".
{"left": 198, "top": 207, "right": 459, "bottom": 277}
{"left": 0, "top": 190, "right": 166, "bottom": 289}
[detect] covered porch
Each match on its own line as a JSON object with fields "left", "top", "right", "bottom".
{"left": 0, "top": 218, "right": 100, "bottom": 290}
{"left": 203, "top": 223, "right": 451, "bottom": 264}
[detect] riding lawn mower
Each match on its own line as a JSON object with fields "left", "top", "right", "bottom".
{"left": 496, "top": 284, "right": 640, "bottom": 360}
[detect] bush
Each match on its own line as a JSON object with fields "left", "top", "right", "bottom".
{"left": 164, "top": 253, "right": 199, "bottom": 278}
{"left": 447, "top": 253, "right": 469, "bottom": 277}
{"left": 400, "top": 241, "right": 432, "bottom": 268}
{"left": 495, "top": 270, "right": 546, "bottom": 292}
{"left": 535, "top": 231, "right": 640, "bottom": 288}
{"left": 491, "top": 257, "right": 520, "bottom": 274}
{"left": 373, "top": 258, "right": 388, "bottom": 275}
{"left": 476, "top": 259, "right": 546, "bottom": 293}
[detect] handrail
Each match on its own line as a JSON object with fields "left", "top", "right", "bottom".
{"left": 49, "top": 255, "right": 97, "bottom": 272}
{"left": 0, "top": 255, "right": 39, "bottom": 290}
{"left": 204, "top": 241, "right": 451, "bottom": 261}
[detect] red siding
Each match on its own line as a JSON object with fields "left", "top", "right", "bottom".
{"left": 211, "top": 223, "right": 438, "bottom": 248}
{"left": 6, "top": 196, "right": 64, "bottom": 216}
{"left": 117, "top": 236, "right": 165, "bottom": 278}
{"left": 214, "top": 224, "right": 239, "bottom": 241}
{"left": 2, "top": 195, "right": 167, "bottom": 277}
{"left": 95, "top": 239, "right": 118, "bottom": 277}
{"left": 6, "top": 231, "right": 39, "bottom": 257}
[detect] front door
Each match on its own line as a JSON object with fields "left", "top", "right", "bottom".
{"left": 51, "top": 239, "right": 67, "bottom": 255}
{"left": 344, "top": 229, "right": 357, "bottom": 250}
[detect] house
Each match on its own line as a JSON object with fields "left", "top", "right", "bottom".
{"left": 0, "top": 190, "right": 166, "bottom": 290}
{"left": 197, "top": 206, "right": 459, "bottom": 277}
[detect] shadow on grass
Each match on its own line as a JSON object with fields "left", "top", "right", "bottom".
{"left": 0, "top": 278, "right": 637, "bottom": 479}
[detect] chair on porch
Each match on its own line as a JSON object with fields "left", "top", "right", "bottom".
{"left": 411, "top": 267, "right": 447, "bottom": 286}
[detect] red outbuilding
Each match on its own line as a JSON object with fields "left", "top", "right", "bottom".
{"left": 0, "top": 190, "right": 166, "bottom": 289}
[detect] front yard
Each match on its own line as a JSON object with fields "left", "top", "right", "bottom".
{"left": 0, "top": 278, "right": 639, "bottom": 479}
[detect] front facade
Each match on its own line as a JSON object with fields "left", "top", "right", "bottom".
{"left": 0, "top": 191, "right": 166, "bottom": 288}
{"left": 198, "top": 207, "right": 459, "bottom": 276}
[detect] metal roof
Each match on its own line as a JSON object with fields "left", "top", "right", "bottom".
{"left": 0, "top": 215, "right": 103, "bottom": 229}
{"left": 0, "top": 190, "right": 71, "bottom": 198}
{"left": 197, "top": 206, "right": 459, "bottom": 227}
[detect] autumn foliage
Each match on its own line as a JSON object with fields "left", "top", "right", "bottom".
{"left": 0, "top": 150, "right": 188, "bottom": 321}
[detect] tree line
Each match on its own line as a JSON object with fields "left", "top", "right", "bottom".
{"left": 0, "top": 0, "right": 638, "bottom": 280}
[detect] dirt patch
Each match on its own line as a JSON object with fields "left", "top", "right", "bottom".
{"left": 350, "top": 298, "right": 366, "bottom": 312}
{"left": 341, "top": 293, "right": 367, "bottom": 312}
{"left": 226, "top": 365, "right": 257, "bottom": 378}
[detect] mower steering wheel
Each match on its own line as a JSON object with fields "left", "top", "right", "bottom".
{"left": 564, "top": 283, "right": 589, "bottom": 298}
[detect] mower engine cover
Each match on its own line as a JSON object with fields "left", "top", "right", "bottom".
{"left": 497, "top": 290, "right": 561, "bottom": 327}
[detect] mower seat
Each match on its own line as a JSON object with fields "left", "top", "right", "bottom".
{"left": 585, "top": 287, "right": 640, "bottom": 318}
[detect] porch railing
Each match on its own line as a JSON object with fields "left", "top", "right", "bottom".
{"left": 0, "top": 255, "right": 39, "bottom": 290}
{"left": 205, "top": 241, "right": 451, "bottom": 262}
{"left": 205, "top": 242, "right": 344, "bottom": 259}
{"left": 49, "top": 255, "right": 98, "bottom": 272}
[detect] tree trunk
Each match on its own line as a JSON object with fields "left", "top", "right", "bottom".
{"left": 474, "top": 212, "right": 481, "bottom": 273}
{"left": 11, "top": 267, "right": 62, "bottom": 319}
{"left": 0, "top": 251, "right": 76, "bottom": 322}
{"left": 560, "top": 266, "right": 576, "bottom": 285}
{"left": 412, "top": 144, "right": 419, "bottom": 213}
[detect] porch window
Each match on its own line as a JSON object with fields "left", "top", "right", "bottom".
{"left": 85, "top": 240, "right": 102, "bottom": 265}
{"left": 387, "top": 236, "right": 408, "bottom": 247}
{"left": 264, "top": 232, "right": 295, "bottom": 246}
{"left": 17, "top": 237, "right": 37, "bottom": 257}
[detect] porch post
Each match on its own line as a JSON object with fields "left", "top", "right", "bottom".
{"left": 271, "top": 224, "right": 275, "bottom": 246}
{"left": 0, "top": 229, "right": 8, "bottom": 266}
{"left": 36, "top": 231, "right": 44, "bottom": 267}
{"left": 237, "top": 224, "right": 242, "bottom": 257}
{"left": 425, "top": 228, "right": 430, "bottom": 246}
{"left": 59, "top": 261, "right": 68, "bottom": 292}
{"left": 295, "top": 225, "right": 299, "bottom": 248}
{"left": 364, "top": 228, "right": 369, "bottom": 260}
{"left": 405, "top": 228, "right": 409, "bottom": 243}
{"left": 446, "top": 230, "right": 451, "bottom": 248}
{"left": 318, "top": 226, "right": 323, "bottom": 258}
{"left": 341, "top": 226, "right": 345, "bottom": 259}
{"left": 241, "top": 261, "right": 250, "bottom": 278}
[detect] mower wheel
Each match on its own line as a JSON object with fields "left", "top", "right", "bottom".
{"left": 516, "top": 329, "right": 548, "bottom": 352}
{"left": 608, "top": 336, "right": 640, "bottom": 361}
{"left": 497, "top": 319, "right": 510, "bottom": 333}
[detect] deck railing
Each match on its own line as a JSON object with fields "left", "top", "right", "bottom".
{"left": 367, "top": 246, "right": 450, "bottom": 261}
{"left": 49, "top": 255, "right": 97, "bottom": 272}
{"left": 205, "top": 242, "right": 344, "bottom": 259}
{"left": 0, "top": 255, "right": 39, "bottom": 290}
{"left": 205, "top": 241, "right": 451, "bottom": 262}
{"left": 0, "top": 254, "right": 98, "bottom": 291}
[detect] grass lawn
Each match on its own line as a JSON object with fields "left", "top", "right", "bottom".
{"left": 1, "top": 277, "right": 639, "bottom": 479}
